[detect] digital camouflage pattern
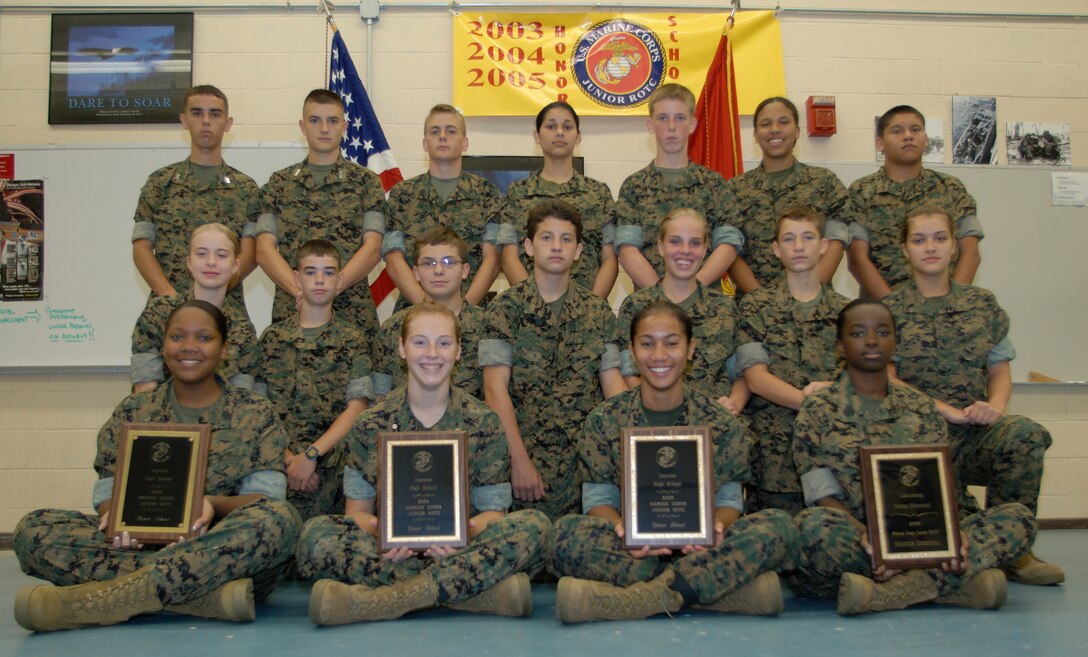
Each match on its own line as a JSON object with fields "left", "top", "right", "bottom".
{"left": 720, "top": 162, "right": 853, "bottom": 287}
{"left": 498, "top": 170, "right": 615, "bottom": 291}
{"left": 342, "top": 386, "right": 510, "bottom": 495}
{"left": 789, "top": 503, "right": 1035, "bottom": 600}
{"left": 792, "top": 373, "right": 950, "bottom": 522}
{"left": 579, "top": 387, "right": 751, "bottom": 500}
{"left": 296, "top": 509, "right": 549, "bottom": 602}
{"left": 130, "top": 292, "right": 260, "bottom": 387}
{"left": 259, "top": 315, "right": 375, "bottom": 520}
{"left": 132, "top": 159, "right": 258, "bottom": 309}
{"left": 14, "top": 381, "right": 299, "bottom": 605}
{"left": 375, "top": 302, "right": 487, "bottom": 398}
{"left": 849, "top": 167, "right": 976, "bottom": 290}
{"left": 258, "top": 157, "right": 386, "bottom": 332}
{"left": 547, "top": 510, "right": 797, "bottom": 604}
{"left": 616, "top": 283, "right": 737, "bottom": 399}
{"left": 885, "top": 281, "right": 1052, "bottom": 515}
{"left": 737, "top": 283, "right": 847, "bottom": 498}
{"left": 482, "top": 279, "right": 620, "bottom": 519}
{"left": 384, "top": 172, "right": 501, "bottom": 309}
{"left": 614, "top": 162, "right": 730, "bottom": 278}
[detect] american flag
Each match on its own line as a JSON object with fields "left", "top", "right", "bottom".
{"left": 328, "top": 28, "right": 401, "bottom": 305}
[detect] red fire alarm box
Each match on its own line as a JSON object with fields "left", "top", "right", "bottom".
{"left": 806, "top": 96, "right": 836, "bottom": 137}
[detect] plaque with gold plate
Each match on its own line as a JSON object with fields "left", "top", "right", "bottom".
{"left": 107, "top": 423, "right": 210, "bottom": 544}
{"left": 621, "top": 426, "right": 714, "bottom": 549}
{"left": 859, "top": 444, "right": 962, "bottom": 570}
{"left": 378, "top": 431, "right": 468, "bottom": 550}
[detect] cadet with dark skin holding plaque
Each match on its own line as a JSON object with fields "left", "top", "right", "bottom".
{"left": 790, "top": 299, "right": 1036, "bottom": 615}
{"left": 13, "top": 300, "right": 300, "bottom": 631}
{"left": 548, "top": 301, "right": 798, "bottom": 623}
{"left": 297, "top": 302, "right": 550, "bottom": 625}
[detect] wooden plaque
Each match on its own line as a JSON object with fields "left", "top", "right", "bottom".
{"left": 859, "top": 444, "right": 962, "bottom": 570}
{"left": 107, "top": 422, "right": 209, "bottom": 544}
{"left": 378, "top": 431, "right": 468, "bottom": 550}
{"left": 621, "top": 426, "right": 714, "bottom": 548}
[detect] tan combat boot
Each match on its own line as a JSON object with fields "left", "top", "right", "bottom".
{"left": 1003, "top": 552, "right": 1065, "bottom": 586}
{"left": 694, "top": 571, "right": 784, "bottom": 616}
{"left": 935, "top": 569, "right": 1007, "bottom": 609}
{"left": 14, "top": 566, "right": 163, "bottom": 632}
{"left": 165, "top": 579, "right": 255, "bottom": 622}
{"left": 445, "top": 572, "right": 532, "bottom": 617}
{"left": 309, "top": 573, "right": 439, "bottom": 626}
{"left": 555, "top": 570, "right": 683, "bottom": 624}
{"left": 837, "top": 570, "right": 938, "bottom": 616}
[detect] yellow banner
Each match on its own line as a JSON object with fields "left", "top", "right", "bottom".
{"left": 452, "top": 11, "right": 783, "bottom": 117}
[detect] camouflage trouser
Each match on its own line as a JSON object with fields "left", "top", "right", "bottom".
{"left": 295, "top": 509, "right": 550, "bottom": 603}
{"left": 786, "top": 503, "right": 1035, "bottom": 600}
{"left": 746, "top": 488, "right": 804, "bottom": 517}
{"left": 746, "top": 408, "right": 802, "bottom": 504}
{"left": 951, "top": 415, "right": 1052, "bottom": 516}
{"left": 514, "top": 427, "right": 580, "bottom": 521}
{"left": 287, "top": 464, "right": 345, "bottom": 522}
{"left": 13, "top": 498, "right": 301, "bottom": 604}
{"left": 546, "top": 510, "right": 799, "bottom": 606}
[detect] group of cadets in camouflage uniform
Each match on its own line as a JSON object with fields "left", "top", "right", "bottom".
{"left": 10, "top": 80, "right": 1062, "bottom": 632}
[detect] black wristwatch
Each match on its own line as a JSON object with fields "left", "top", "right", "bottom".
{"left": 304, "top": 445, "right": 321, "bottom": 462}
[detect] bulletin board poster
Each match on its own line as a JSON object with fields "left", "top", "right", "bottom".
{"left": 48, "top": 13, "right": 193, "bottom": 124}
{"left": 1, "top": 180, "right": 45, "bottom": 301}
{"left": 452, "top": 10, "right": 783, "bottom": 117}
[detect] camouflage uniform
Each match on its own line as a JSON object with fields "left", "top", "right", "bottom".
{"left": 383, "top": 172, "right": 500, "bottom": 311}
{"left": 130, "top": 292, "right": 261, "bottom": 391}
{"left": 13, "top": 380, "right": 300, "bottom": 606}
{"left": 719, "top": 162, "right": 853, "bottom": 288}
{"left": 616, "top": 282, "right": 737, "bottom": 399}
{"left": 788, "top": 374, "right": 1035, "bottom": 599}
{"left": 735, "top": 282, "right": 848, "bottom": 512}
{"left": 132, "top": 159, "right": 258, "bottom": 310}
{"left": 848, "top": 167, "right": 981, "bottom": 290}
{"left": 885, "top": 281, "right": 1052, "bottom": 515}
{"left": 295, "top": 386, "right": 550, "bottom": 602}
{"left": 256, "top": 157, "right": 386, "bottom": 333}
{"left": 496, "top": 170, "right": 616, "bottom": 292}
{"left": 614, "top": 162, "right": 742, "bottom": 279}
{"left": 479, "top": 278, "right": 622, "bottom": 519}
{"left": 259, "top": 315, "right": 375, "bottom": 520}
{"left": 373, "top": 302, "right": 487, "bottom": 398}
{"left": 547, "top": 388, "right": 798, "bottom": 603}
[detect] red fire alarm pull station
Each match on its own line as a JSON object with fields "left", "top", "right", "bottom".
{"left": 806, "top": 96, "right": 836, "bottom": 137}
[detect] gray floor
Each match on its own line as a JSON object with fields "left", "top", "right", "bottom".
{"left": 2, "top": 530, "right": 1085, "bottom": 657}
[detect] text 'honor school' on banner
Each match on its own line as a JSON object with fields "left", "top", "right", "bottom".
{"left": 452, "top": 10, "right": 783, "bottom": 117}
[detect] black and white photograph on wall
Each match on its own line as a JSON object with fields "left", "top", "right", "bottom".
{"left": 0, "top": 180, "right": 45, "bottom": 301}
{"left": 951, "top": 96, "right": 998, "bottom": 165}
{"left": 876, "top": 117, "right": 945, "bottom": 164}
{"left": 48, "top": 13, "right": 193, "bottom": 124}
{"left": 1006, "top": 122, "right": 1071, "bottom": 167}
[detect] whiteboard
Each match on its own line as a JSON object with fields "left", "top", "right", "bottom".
{"left": 0, "top": 145, "right": 1083, "bottom": 381}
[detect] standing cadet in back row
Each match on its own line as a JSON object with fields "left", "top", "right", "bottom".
{"left": 614, "top": 83, "right": 743, "bottom": 291}
{"left": 256, "top": 89, "right": 387, "bottom": 341}
{"left": 382, "top": 104, "right": 502, "bottom": 310}
{"left": 847, "top": 105, "right": 982, "bottom": 298}
{"left": 132, "top": 85, "right": 258, "bottom": 313}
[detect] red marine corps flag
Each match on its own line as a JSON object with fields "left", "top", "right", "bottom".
{"left": 328, "top": 24, "right": 402, "bottom": 307}
{"left": 688, "top": 19, "right": 743, "bottom": 180}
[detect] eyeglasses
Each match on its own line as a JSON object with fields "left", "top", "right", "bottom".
{"left": 416, "top": 256, "right": 463, "bottom": 269}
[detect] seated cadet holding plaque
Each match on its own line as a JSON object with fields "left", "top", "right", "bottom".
{"left": 131, "top": 223, "right": 261, "bottom": 392}
{"left": 298, "top": 302, "right": 550, "bottom": 626}
{"left": 616, "top": 208, "right": 748, "bottom": 415}
{"left": 259, "top": 239, "right": 375, "bottom": 521}
{"left": 13, "top": 300, "right": 300, "bottom": 632}
{"left": 885, "top": 206, "right": 1061, "bottom": 586}
{"left": 548, "top": 301, "right": 798, "bottom": 623}
{"left": 790, "top": 299, "right": 1036, "bottom": 615}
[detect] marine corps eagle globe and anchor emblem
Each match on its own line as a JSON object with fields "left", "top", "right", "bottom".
{"left": 571, "top": 19, "right": 665, "bottom": 109}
